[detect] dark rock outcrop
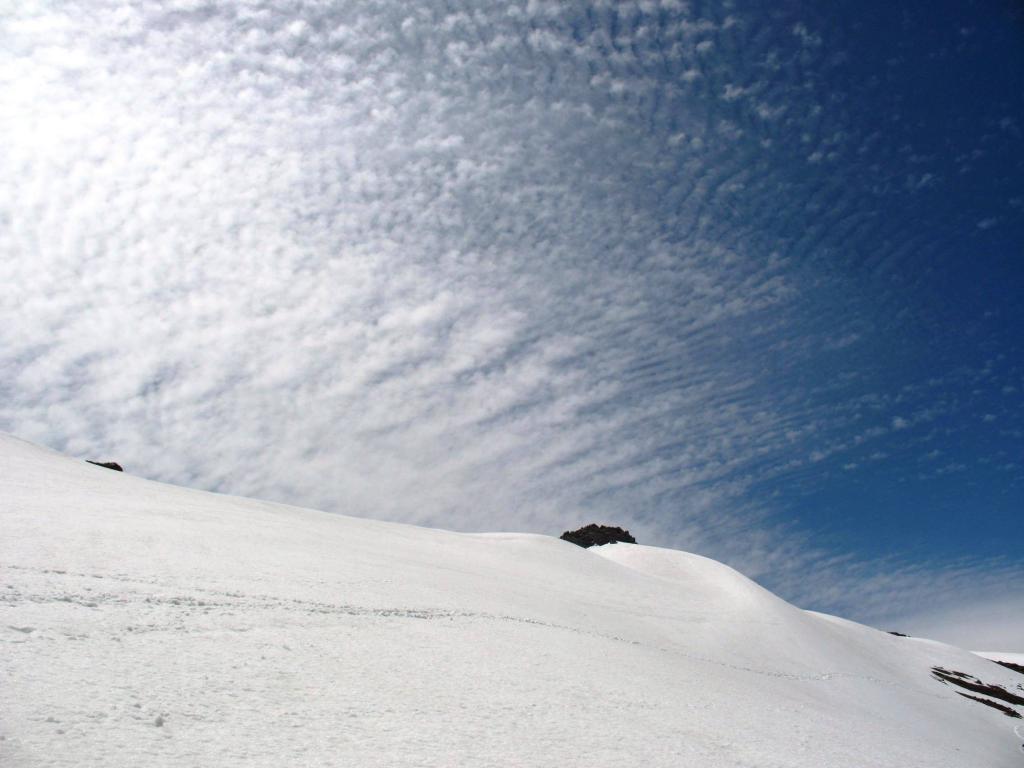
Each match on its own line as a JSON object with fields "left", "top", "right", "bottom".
{"left": 931, "top": 666, "right": 1024, "bottom": 718}
{"left": 992, "top": 659, "right": 1024, "bottom": 677}
{"left": 560, "top": 524, "right": 636, "bottom": 549}
{"left": 955, "top": 692, "right": 1022, "bottom": 718}
{"left": 86, "top": 460, "right": 124, "bottom": 472}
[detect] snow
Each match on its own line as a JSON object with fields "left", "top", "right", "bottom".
{"left": 976, "top": 652, "right": 1024, "bottom": 666}
{"left": 1, "top": 432, "right": 1022, "bottom": 767}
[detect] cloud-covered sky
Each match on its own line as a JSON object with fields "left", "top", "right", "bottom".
{"left": 2, "top": 0, "right": 1022, "bottom": 647}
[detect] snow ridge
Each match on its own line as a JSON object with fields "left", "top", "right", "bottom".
{"left": 1, "top": 433, "right": 1022, "bottom": 767}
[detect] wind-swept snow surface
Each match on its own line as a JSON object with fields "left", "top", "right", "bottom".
{"left": 1, "top": 434, "right": 1021, "bottom": 767}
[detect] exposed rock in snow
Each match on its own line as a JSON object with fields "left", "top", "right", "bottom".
{"left": 931, "top": 666, "right": 1024, "bottom": 718}
{"left": 996, "top": 660, "right": 1024, "bottom": 676}
{"left": 85, "top": 460, "right": 123, "bottom": 472}
{"left": 976, "top": 652, "right": 1024, "bottom": 677}
{"left": 559, "top": 523, "right": 636, "bottom": 548}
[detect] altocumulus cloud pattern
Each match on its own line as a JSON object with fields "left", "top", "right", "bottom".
{"left": 1, "top": 0, "right": 1022, "bottom": 646}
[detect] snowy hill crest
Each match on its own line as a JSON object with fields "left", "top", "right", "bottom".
{"left": 1, "top": 433, "right": 1022, "bottom": 767}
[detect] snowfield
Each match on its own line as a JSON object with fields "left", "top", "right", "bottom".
{"left": 2, "top": 433, "right": 1022, "bottom": 767}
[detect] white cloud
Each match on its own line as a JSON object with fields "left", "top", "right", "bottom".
{"left": 791, "top": 23, "right": 822, "bottom": 48}
{"left": 0, "top": 3, "right": 806, "bottom": 543}
{"left": 722, "top": 84, "right": 747, "bottom": 101}
{"left": 879, "top": 593, "right": 1024, "bottom": 651}
{"left": 0, "top": 0, "right": 1019, "bottom": 650}
{"left": 774, "top": 553, "right": 1024, "bottom": 649}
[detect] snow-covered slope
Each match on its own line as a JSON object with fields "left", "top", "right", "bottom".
{"left": 2, "top": 433, "right": 1022, "bottom": 767}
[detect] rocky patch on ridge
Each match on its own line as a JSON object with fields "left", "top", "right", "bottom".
{"left": 931, "top": 666, "right": 1024, "bottom": 719}
{"left": 86, "top": 460, "right": 123, "bottom": 472}
{"left": 992, "top": 659, "right": 1024, "bottom": 677}
{"left": 560, "top": 524, "right": 637, "bottom": 548}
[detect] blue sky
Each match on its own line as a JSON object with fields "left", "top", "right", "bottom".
{"left": 1, "top": 0, "right": 1021, "bottom": 647}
